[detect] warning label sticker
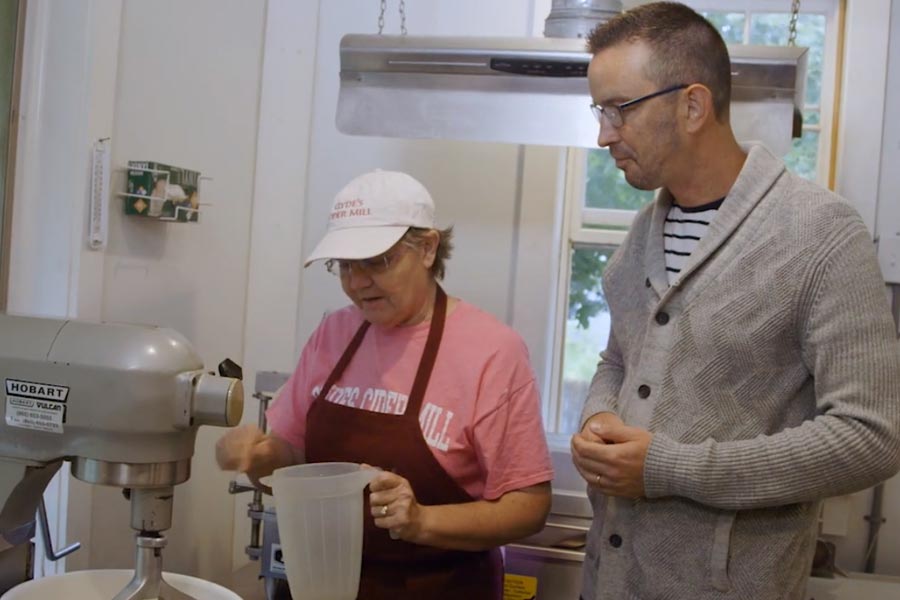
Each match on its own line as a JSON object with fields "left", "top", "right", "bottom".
{"left": 503, "top": 574, "right": 538, "bottom": 600}
{"left": 5, "top": 379, "right": 68, "bottom": 434}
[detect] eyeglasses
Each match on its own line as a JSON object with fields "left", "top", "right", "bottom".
{"left": 325, "top": 244, "right": 410, "bottom": 277}
{"left": 589, "top": 84, "right": 688, "bottom": 129}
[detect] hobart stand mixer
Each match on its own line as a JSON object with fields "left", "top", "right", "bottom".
{"left": 0, "top": 313, "right": 244, "bottom": 599}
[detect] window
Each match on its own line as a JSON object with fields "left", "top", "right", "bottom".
{"left": 544, "top": 0, "right": 840, "bottom": 438}
{"left": 701, "top": 1, "right": 835, "bottom": 181}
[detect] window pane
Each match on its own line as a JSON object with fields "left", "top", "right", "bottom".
{"left": 783, "top": 129, "right": 819, "bottom": 180}
{"left": 803, "top": 109, "right": 820, "bottom": 126}
{"left": 794, "top": 14, "right": 826, "bottom": 105}
{"left": 749, "top": 13, "right": 790, "bottom": 45}
{"left": 750, "top": 13, "right": 826, "bottom": 105}
{"left": 701, "top": 11, "right": 746, "bottom": 44}
{"left": 750, "top": 12, "right": 825, "bottom": 178}
{"left": 585, "top": 149, "right": 654, "bottom": 210}
{"left": 559, "top": 246, "right": 615, "bottom": 435}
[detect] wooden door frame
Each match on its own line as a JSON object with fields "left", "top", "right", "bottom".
{"left": 0, "top": 0, "right": 26, "bottom": 312}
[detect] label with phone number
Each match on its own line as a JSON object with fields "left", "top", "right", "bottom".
{"left": 6, "top": 395, "right": 65, "bottom": 433}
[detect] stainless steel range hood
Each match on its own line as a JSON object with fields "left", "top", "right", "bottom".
{"left": 336, "top": 35, "right": 807, "bottom": 155}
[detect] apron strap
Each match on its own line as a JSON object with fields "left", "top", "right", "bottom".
{"left": 405, "top": 286, "right": 447, "bottom": 416}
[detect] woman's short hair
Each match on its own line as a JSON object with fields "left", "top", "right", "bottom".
{"left": 403, "top": 226, "right": 454, "bottom": 280}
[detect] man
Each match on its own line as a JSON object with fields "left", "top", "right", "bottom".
{"left": 571, "top": 3, "right": 900, "bottom": 599}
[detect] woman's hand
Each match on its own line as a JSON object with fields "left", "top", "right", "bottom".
{"left": 215, "top": 424, "right": 266, "bottom": 472}
{"left": 215, "top": 425, "right": 299, "bottom": 486}
{"left": 367, "top": 470, "right": 423, "bottom": 542}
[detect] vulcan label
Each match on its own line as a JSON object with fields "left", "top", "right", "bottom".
{"left": 5, "top": 378, "right": 68, "bottom": 434}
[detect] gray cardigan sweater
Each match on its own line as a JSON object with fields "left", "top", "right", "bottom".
{"left": 580, "top": 145, "right": 900, "bottom": 600}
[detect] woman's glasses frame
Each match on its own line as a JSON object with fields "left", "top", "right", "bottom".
{"left": 324, "top": 241, "right": 415, "bottom": 277}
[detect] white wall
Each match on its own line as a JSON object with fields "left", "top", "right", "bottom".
{"left": 87, "top": 0, "right": 265, "bottom": 583}
{"left": 233, "top": 0, "right": 321, "bottom": 569}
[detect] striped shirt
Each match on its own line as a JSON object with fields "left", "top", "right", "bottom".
{"left": 663, "top": 198, "right": 724, "bottom": 285}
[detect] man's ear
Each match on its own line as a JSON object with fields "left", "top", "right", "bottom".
{"left": 683, "top": 83, "right": 714, "bottom": 134}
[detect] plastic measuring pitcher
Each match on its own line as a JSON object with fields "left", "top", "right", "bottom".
{"left": 271, "top": 462, "right": 377, "bottom": 600}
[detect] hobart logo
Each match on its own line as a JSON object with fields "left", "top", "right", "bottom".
{"left": 5, "top": 379, "right": 69, "bottom": 402}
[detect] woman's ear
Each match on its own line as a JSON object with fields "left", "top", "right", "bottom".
{"left": 421, "top": 230, "right": 439, "bottom": 268}
{"left": 684, "top": 83, "right": 714, "bottom": 134}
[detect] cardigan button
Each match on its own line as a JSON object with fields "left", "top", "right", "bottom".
{"left": 644, "top": 277, "right": 651, "bottom": 288}
{"left": 655, "top": 312, "right": 670, "bottom": 325}
{"left": 609, "top": 534, "right": 623, "bottom": 548}
{"left": 638, "top": 385, "right": 651, "bottom": 399}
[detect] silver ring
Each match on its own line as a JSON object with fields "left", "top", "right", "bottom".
{"left": 595, "top": 473, "right": 602, "bottom": 484}
{"left": 380, "top": 504, "right": 389, "bottom": 517}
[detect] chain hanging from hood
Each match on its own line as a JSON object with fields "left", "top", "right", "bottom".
{"left": 788, "top": 0, "right": 801, "bottom": 46}
{"left": 377, "top": 0, "right": 408, "bottom": 35}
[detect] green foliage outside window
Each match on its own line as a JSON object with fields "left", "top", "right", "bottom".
{"left": 585, "top": 150, "right": 655, "bottom": 210}
{"left": 568, "top": 246, "right": 611, "bottom": 329}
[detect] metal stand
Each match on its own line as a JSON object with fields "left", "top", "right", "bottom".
{"left": 112, "top": 534, "right": 194, "bottom": 600}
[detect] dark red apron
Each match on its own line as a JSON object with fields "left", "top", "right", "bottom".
{"left": 304, "top": 287, "right": 503, "bottom": 599}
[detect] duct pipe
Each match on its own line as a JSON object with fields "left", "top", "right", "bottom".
{"left": 544, "top": 0, "right": 623, "bottom": 39}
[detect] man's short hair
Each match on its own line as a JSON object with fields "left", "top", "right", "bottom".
{"left": 587, "top": 2, "right": 732, "bottom": 122}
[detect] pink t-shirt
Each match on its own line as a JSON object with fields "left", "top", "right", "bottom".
{"left": 266, "top": 300, "right": 553, "bottom": 500}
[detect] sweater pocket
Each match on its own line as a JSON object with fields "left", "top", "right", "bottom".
{"left": 709, "top": 510, "right": 737, "bottom": 592}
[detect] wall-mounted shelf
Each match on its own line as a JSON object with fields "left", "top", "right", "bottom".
{"left": 120, "top": 161, "right": 201, "bottom": 223}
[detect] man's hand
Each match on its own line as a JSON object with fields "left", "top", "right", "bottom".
{"left": 571, "top": 413, "right": 653, "bottom": 498}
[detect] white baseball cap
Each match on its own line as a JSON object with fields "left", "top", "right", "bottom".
{"left": 304, "top": 170, "right": 435, "bottom": 266}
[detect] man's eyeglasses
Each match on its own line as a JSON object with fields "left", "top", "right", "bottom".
{"left": 589, "top": 84, "right": 688, "bottom": 129}
{"left": 325, "top": 244, "right": 409, "bottom": 277}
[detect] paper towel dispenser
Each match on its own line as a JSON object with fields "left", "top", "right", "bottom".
{"left": 336, "top": 35, "right": 807, "bottom": 155}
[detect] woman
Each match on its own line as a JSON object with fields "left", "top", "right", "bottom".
{"left": 216, "top": 170, "right": 553, "bottom": 599}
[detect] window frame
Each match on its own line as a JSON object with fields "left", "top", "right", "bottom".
{"left": 0, "top": 0, "right": 26, "bottom": 312}
{"left": 545, "top": 149, "right": 627, "bottom": 438}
